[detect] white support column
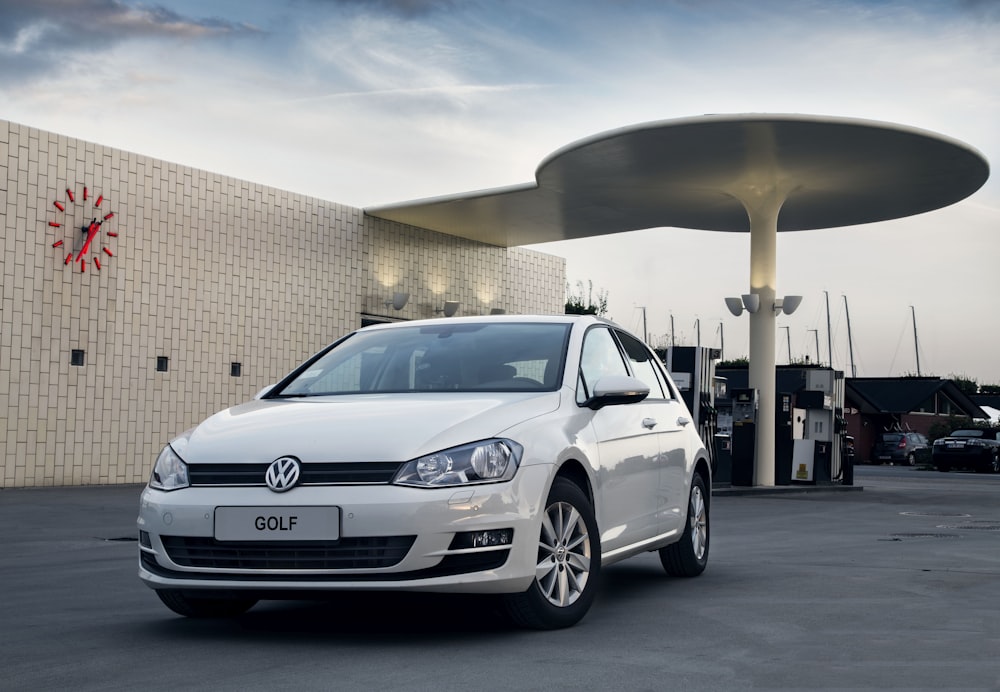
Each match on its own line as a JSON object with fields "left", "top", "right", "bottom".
{"left": 744, "top": 191, "right": 784, "bottom": 487}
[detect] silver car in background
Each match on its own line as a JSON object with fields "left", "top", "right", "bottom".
{"left": 138, "top": 315, "right": 711, "bottom": 629}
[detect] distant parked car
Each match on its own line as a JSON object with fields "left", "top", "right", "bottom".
{"left": 932, "top": 429, "right": 1000, "bottom": 473}
{"left": 871, "top": 431, "right": 928, "bottom": 466}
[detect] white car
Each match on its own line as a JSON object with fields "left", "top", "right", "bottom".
{"left": 138, "top": 315, "right": 711, "bottom": 629}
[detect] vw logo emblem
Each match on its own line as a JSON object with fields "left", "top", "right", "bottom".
{"left": 265, "top": 457, "right": 301, "bottom": 493}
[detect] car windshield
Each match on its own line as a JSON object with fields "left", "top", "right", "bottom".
{"left": 274, "top": 322, "right": 572, "bottom": 396}
{"left": 951, "top": 430, "right": 984, "bottom": 438}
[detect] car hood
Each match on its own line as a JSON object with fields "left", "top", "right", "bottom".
{"left": 173, "top": 392, "right": 562, "bottom": 464}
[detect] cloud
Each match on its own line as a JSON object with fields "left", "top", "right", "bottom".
{"left": 317, "top": 0, "right": 459, "bottom": 18}
{"left": 0, "top": 0, "right": 259, "bottom": 82}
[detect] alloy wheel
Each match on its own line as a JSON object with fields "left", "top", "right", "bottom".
{"left": 689, "top": 484, "right": 708, "bottom": 560}
{"left": 536, "top": 500, "right": 592, "bottom": 607}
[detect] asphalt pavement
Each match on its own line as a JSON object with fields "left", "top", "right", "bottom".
{"left": 1, "top": 465, "right": 998, "bottom": 691}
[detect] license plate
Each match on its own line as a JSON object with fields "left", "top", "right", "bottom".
{"left": 877, "top": 455, "right": 890, "bottom": 460}
{"left": 215, "top": 506, "right": 340, "bottom": 541}
{"left": 946, "top": 441, "right": 966, "bottom": 448}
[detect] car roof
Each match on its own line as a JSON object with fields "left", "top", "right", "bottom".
{"left": 357, "top": 314, "right": 622, "bottom": 332}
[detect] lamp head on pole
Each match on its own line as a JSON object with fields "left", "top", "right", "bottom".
{"left": 725, "top": 297, "right": 745, "bottom": 317}
{"left": 774, "top": 295, "right": 803, "bottom": 315}
{"left": 725, "top": 294, "right": 760, "bottom": 315}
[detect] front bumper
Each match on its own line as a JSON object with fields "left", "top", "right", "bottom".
{"left": 137, "top": 464, "right": 550, "bottom": 595}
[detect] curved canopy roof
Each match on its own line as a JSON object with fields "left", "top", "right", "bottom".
{"left": 365, "top": 114, "right": 990, "bottom": 247}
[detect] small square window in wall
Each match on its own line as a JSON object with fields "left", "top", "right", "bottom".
{"left": 156, "top": 356, "right": 169, "bottom": 372}
{"left": 71, "top": 349, "right": 85, "bottom": 366}
{"left": 231, "top": 362, "right": 242, "bottom": 377}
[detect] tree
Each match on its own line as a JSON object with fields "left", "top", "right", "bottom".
{"left": 927, "top": 415, "right": 999, "bottom": 442}
{"left": 717, "top": 357, "right": 749, "bottom": 368}
{"left": 565, "top": 280, "right": 608, "bottom": 316}
{"left": 950, "top": 375, "right": 978, "bottom": 395}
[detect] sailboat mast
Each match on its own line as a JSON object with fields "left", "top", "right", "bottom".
{"left": 843, "top": 295, "right": 856, "bottom": 378}
{"left": 911, "top": 305, "right": 921, "bottom": 376}
{"left": 824, "top": 290, "right": 833, "bottom": 368}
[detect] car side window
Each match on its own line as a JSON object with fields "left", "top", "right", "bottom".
{"left": 577, "top": 327, "right": 629, "bottom": 404}
{"left": 614, "top": 330, "right": 666, "bottom": 400}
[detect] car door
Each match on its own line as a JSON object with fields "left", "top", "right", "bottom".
{"left": 613, "top": 330, "right": 690, "bottom": 537}
{"left": 577, "top": 326, "right": 661, "bottom": 553}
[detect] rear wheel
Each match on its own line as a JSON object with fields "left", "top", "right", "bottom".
{"left": 502, "top": 477, "right": 600, "bottom": 630}
{"left": 659, "top": 473, "right": 709, "bottom": 577}
{"left": 156, "top": 590, "right": 257, "bottom": 618}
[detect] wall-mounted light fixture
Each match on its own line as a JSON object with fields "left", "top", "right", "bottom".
{"left": 435, "top": 300, "right": 460, "bottom": 317}
{"left": 384, "top": 292, "right": 409, "bottom": 310}
{"left": 725, "top": 294, "right": 801, "bottom": 316}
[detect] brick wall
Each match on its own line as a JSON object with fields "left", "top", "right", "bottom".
{"left": 0, "top": 120, "right": 565, "bottom": 487}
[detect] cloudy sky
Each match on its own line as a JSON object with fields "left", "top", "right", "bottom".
{"left": 3, "top": 0, "right": 998, "bottom": 383}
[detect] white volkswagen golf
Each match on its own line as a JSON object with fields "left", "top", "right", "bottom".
{"left": 138, "top": 315, "right": 711, "bottom": 629}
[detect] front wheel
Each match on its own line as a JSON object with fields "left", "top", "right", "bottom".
{"left": 659, "top": 473, "right": 710, "bottom": 577}
{"left": 502, "top": 477, "right": 600, "bottom": 629}
{"left": 155, "top": 590, "right": 257, "bottom": 618}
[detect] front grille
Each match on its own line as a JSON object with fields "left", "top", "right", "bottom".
{"left": 141, "top": 547, "right": 510, "bottom": 582}
{"left": 188, "top": 461, "right": 403, "bottom": 486}
{"left": 161, "top": 535, "right": 415, "bottom": 570}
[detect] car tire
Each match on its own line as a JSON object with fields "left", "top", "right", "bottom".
{"left": 502, "top": 477, "right": 600, "bottom": 630}
{"left": 659, "top": 473, "right": 710, "bottom": 577}
{"left": 155, "top": 589, "right": 257, "bottom": 618}
{"left": 936, "top": 464, "right": 950, "bottom": 473}
{"left": 993, "top": 454, "right": 1000, "bottom": 474}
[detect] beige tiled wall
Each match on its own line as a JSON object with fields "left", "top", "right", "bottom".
{"left": 1, "top": 120, "right": 565, "bottom": 487}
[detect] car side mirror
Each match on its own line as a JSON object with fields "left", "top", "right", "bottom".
{"left": 585, "top": 375, "right": 650, "bottom": 410}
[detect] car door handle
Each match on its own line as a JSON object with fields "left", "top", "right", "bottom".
{"left": 642, "top": 418, "right": 658, "bottom": 429}
{"left": 677, "top": 416, "right": 691, "bottom": 427}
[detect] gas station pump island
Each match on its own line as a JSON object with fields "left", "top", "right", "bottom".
{"left": 662, "top": 343, "right": 850, "bottom": 487}
{"left": 368, "top": 115, "right": 989, "bottom": 486}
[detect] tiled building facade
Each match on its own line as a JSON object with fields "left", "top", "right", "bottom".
{"left": 1, "top": 120, "right": 565, "bottom": 487}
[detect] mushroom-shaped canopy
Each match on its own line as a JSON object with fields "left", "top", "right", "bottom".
{"left": 366, "top": 114, "right": 989, "bottom": 247}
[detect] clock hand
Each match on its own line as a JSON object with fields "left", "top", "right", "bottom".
{"left": 76, "top": 219, "right": 101, "bottom": 261}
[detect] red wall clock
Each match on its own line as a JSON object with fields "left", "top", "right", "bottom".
{"left": 47, "top": 184, "right": 118, "bottom": 273}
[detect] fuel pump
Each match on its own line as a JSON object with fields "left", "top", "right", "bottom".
{"left": 713, "top": 377, "right": 732, "bottom": 486}
{"left": 664, "top": 346, "right": 721, "bottom": 469}
{"left": 730, "top": 388, "right": 758, "bottom": 486}
{"left": 774, "top": 392, "right": 794, "bottom": 486}
{"left": 792, "top": 372, "right": 836, "bottom": 483}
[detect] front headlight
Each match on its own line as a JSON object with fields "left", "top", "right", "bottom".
{"left": 149, "top": 444, "right": 190, "bottom": 491}
{"left": 394, "top": 439, "right": 523, "bottom": 487}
